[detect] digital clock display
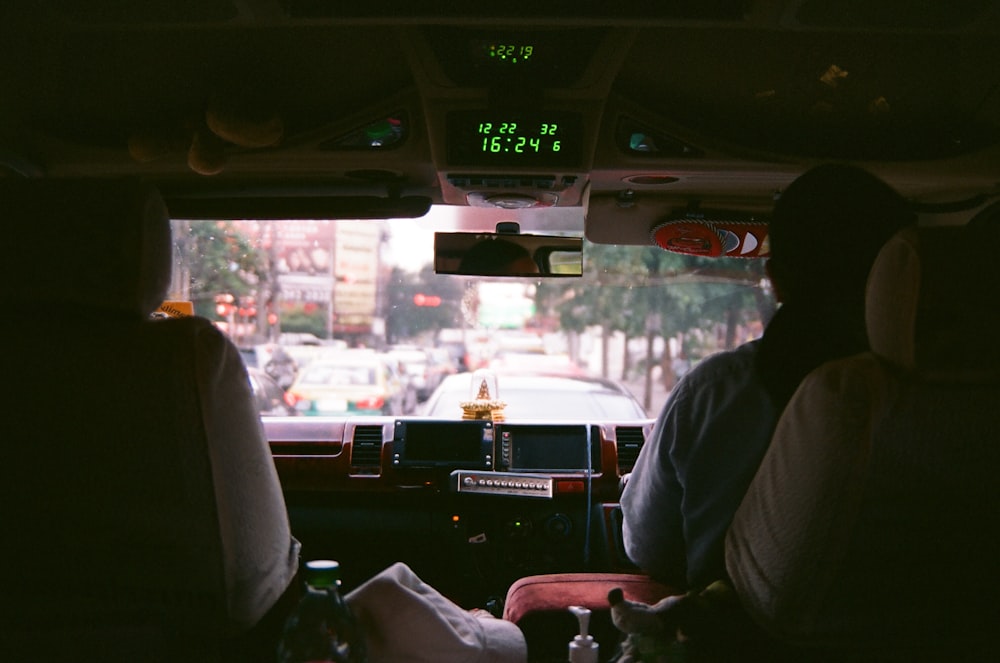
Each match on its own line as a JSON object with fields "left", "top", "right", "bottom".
{"left": 447, "top": 111, "right": 582, "bottom": 167}
{"left": 480, "top": 40, "right": 535, "bottom": 65}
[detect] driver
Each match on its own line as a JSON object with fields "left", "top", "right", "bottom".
{"left": 620, "top": 163, "right": 916, "bottom": 590}
{"left": 458, "top": 238, "right": 540, "bottom": 275}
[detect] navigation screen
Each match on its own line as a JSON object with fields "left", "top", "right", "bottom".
{"left": 502, "top": 424, "right": 600, "bottom": 472}
{"left": 393, "top": 420, "right": 493, "bottom": 468}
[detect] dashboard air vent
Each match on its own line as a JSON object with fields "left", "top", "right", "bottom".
{"left": 615, "top": 426, "right": 646, "bottom": 474}
{"left": 350, "top": 425, "right": 384, "bottom": 475}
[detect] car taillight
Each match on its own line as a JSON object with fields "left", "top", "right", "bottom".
{"left": 354, "top": 396, "right": 385, "bottom": 410}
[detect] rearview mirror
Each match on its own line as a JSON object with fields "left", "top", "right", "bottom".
{"left": 434, "top": 231, "right": 583, "bottom": 277}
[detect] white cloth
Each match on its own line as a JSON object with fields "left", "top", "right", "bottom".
{"left": 346, "top": 563, "right": 527, "bottom": 663}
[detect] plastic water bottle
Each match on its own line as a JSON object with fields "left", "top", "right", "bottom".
{"left": 277, "top": 560, "right": 367, "bottom": 663}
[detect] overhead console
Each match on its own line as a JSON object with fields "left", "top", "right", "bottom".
{"left": 403, "top": 26, "right": 633, "bottom": 209}
{"left": 445, "top": 110, "right": 583, "bottom": 170}
{"left": 435, "top": 100, "right": 596, "bottom": 208}
{"left": 421, "top": 27, "right": 609, "bottom": 89}
{"left": 443, "top": 109, "right": 587, "bottom": 209}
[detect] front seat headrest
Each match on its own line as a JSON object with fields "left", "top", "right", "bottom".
{"left": 866, "top": 224, "right": 1000, "bottom": 381}
{"left": 0, "top": 178, "right": 171, "bottom": 317}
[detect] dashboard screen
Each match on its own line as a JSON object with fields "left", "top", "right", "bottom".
{"left": 446, "top": 110, "right": 583, "bottom": 168}
{"left": 392, "top": 420, "right": 493, "bottom": 469}
{"left": 501, "top": 424, "right": 600, "bottom": 472}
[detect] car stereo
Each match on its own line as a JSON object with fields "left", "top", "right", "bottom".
{"left": 391, "top": 419, "right": 494, "bottom": 470}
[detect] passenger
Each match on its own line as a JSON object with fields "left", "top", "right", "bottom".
{"left": 620, "top": 163, "right": 916, "bottom": 590}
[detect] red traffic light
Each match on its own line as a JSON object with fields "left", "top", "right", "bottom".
{"left": 413, "top": 293, "right": 441, "bottom": 307}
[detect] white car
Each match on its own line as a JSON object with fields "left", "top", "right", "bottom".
{"left": 422, "top": 372, "right": 647, "bottom": 421}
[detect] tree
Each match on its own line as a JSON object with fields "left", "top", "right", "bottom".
{"left": 384, "top": 265, "right": 465, "bottom": 343}
{"left": 279, "top": 303, "right": 328, "bottom": 338}
{"left": 179, "top": 221, "right": 264, "bottom": 320}
{"left": 539, "top": 241, "right": 770, "bottom": 406}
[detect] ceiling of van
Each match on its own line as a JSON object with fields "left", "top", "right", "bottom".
{"left": 2, "top": 1, "right": 999, "bottom": 244}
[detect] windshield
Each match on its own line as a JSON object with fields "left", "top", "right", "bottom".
{"left": 170, "top": 213, "right": 772, "bottom": 418}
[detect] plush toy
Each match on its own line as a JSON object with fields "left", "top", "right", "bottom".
{"left": 607, "top": 581, "right": 738, "bottom": 663}
{"left": 608, "top": 588, "right": 688, "bottom": 663}
{"left": 128, "top": 89, "right": 284, "bottom": 176}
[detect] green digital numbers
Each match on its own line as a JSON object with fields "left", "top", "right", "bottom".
{"left": 473, "top": 117, "right": 566, "bottom": 157}
{"left": 489, "top": 43, "right": 534, "bottom": 64}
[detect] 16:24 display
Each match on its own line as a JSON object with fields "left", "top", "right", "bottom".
{"left": 478, "top": 122, "right": 561, "bottom": 154}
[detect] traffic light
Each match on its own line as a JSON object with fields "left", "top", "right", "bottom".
{"left": 413, "top": 293, "right": 441, "bottom": 307}
{"left": 214, "top": 293, "right": 235, "bottom": 317}
{"left": 238, "top": 295, "right": 256, "bottom": 318}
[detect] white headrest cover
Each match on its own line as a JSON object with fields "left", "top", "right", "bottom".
{"left": 0, "top": 178, "right": 171, "bottom": 316}
{"left": 866, "top": 225, "right": 1000, "bottom": 380}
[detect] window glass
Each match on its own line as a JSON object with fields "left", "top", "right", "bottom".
{"left": 171, "top": 212, "right": 772, "bottom": 419}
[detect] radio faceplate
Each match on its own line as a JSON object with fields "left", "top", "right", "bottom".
{"left": 450, "top": 470, "right": 553, "bottom": 498}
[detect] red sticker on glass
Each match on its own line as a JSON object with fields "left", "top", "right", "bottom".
{"left": 651, "top": 220, "right": 769, "bottom": 258}
{"left": 651, "top": 221, "right": 725, "bottom": 256}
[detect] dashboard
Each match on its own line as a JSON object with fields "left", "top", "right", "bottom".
{"left": 266, "top": 417, "right": 649, "bottom": 496}
{"left": 265, "top": 416, "right": 653, "bottom": 603}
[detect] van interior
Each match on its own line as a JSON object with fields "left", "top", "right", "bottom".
{"left": 3, "top": 2, "right": 1000, "bottom": 662}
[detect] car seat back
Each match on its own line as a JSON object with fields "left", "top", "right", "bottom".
{"left": 0, "top": 179, "right": 299, "bottom": 661}
{"left": 726, "top": 225, "right": 1000, "bottom": 660}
